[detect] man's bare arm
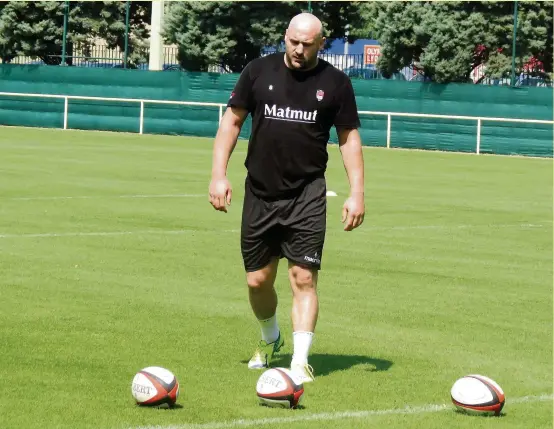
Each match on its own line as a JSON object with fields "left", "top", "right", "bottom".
{"left": 337, "top": 127, "right": 365, "bottom": 231}
{"left": 209, "top": 106, "right": 249, "bottom": 212}
{"left": 212, "top": 106, "right": 248, "bottom": 178}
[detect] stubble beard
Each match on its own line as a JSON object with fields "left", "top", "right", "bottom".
{"left": 285, "top": 51, "right": 317, "bottom": 71}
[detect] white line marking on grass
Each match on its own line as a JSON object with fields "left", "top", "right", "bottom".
{"left": 0, "top": 229, "right": 239, "bottom": 239}
{"left": 0, "top": 222, "right": 550, "bottom": 239}
{"left": 365, "top": 222, "right": 551, "bottom": 231}
{"left": 7, "top": 194, "right": 204, "bottom": 201}
{"left": 125, "top": 394, "right": 553, "bottom": 429}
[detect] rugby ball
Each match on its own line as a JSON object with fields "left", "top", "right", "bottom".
{"left": 256, "top": 368, "right": 304, "bottom": 409}
{"left": 131, "top": 366, "right": 179, "bottom": 408}
{"left": 451, "top": 374, "right": 505, "bottom": 416}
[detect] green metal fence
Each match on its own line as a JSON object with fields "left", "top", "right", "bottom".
{"left": 0, "top": 64, "right": 551, "bottom": 157}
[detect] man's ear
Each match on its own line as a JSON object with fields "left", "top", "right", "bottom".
{"left": 319, "top": 36, "right": 326, "bottom": 51}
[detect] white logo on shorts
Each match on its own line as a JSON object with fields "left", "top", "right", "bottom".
{"left": 304, "top": 253, "right": 321, "bottom": 264}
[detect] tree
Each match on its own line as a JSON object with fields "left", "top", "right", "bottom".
{"left": 487, "top": 1, "right": 553, "bottom": 79}
{"left": 0, "top": 2, "right": 15, "bottom": 63}
{"left": 163, "top": 1, "right": 367, "bottom": 72}
{"left": 163, "top": 1, "right": 295, "bottom": 72}
{"left": 0, "top": 1, "right": 151, "bottom": 67}
{"left": 0, "top": 1, "right": 68, "bottom": 65}
{"left": 371, "top": 1, "right": 553, "bottom": 83}
{"left": 349, "top": 1, "right": 387, "bottom": 40}
{"left": 81, "top": 1, "right": 152, "bottom": 67}
{"left": 307, "top": 1, "right": 366, "bottom": 44}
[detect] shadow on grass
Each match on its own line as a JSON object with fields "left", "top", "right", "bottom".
{"left": 136, "top": 403, "right": 184, "bottom": 410}
{"left": 242, "top": 353, "right": 393, "bottom": 377}
{"left": 454, "top": 409, "right": 506, "bottom": 418}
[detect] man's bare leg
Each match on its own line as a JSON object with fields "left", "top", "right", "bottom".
{"left": 246, "top": 257, "right": 284, "bottom": 369}
{"left": 288, "top": 261, "right": 318, "bottom": 382}
{"left": 247, "top": 257, "right": 280, "bottom": 322}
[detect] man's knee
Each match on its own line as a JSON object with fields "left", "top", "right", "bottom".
{"left": 246, "top": 260, "right": 278, "bottom": 290}
{"left": 289, "top": 264, "right": 317, "bottom": 291}
{"left": 247, "top": 271, "right": 270, "bottom": 290}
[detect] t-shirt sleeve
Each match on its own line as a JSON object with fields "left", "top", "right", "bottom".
{"left": 333, "top": 77, "right": 361, "bottom": 129}
{"left": 227, "top": 62, "right": 255, "bottom": 112}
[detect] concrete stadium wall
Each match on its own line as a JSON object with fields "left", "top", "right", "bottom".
{"left": 0, "top": 64, "right": 551, "bottom": 157}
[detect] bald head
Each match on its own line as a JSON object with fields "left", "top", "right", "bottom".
{"left": 284, "top": 13, "right": 325, "bottom": 71}
{"left": 288, "top": 13, "right": 324, "bottom": 39}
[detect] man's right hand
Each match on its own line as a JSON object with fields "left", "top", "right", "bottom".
{"left": 209, "top": 176, "right": 232, "bottom": 213}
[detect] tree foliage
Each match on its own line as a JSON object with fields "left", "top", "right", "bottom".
{"left": 0, "top": 1, "right": 151, "bottom": 66}
{"left": 0, "top": 1, "right": 68, "bottom": 65}
{"left": 308, "top": 1, "right": 366, "bottom": 44}
{"left": 163, "top": 1, "right": 366, "bottom": 72}
{"left": 371, "top": 1, "right": 553, "bottom": 83}
{"left": 0, "top": 0, "right": 550, "bottom": 85}
{"left": 163, "top": 1, "right": 295, "bottom": 72}
{"left": 349, "top": 1, "right": 387, "bottom": 40}
{"left": 81, "top": 1, "right": 151, "bottom": 67}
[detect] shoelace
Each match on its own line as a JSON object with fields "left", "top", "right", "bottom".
{"left": 292, "top": 363, "right": 314, "bottom": 379}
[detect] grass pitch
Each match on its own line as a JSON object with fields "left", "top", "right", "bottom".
{"left": 0, "top": 126, "right": 552, "bottom": 429}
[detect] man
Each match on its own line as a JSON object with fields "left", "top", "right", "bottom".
{"left": 208, "top": 12, "right": 365, "bottom": 383}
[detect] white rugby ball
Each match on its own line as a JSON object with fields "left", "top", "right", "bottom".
{"left": 451, "top": 374, "right": 505, "bottom": 416}
{"left": 256, "top": 368, "right": 304, "bottom": 409}
{"left": 131, "top": 366, "right": 179, "bottom": 408}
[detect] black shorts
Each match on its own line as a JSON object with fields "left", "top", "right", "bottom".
{"left": 241, "top": 177, "right": 327, "bottom": 272}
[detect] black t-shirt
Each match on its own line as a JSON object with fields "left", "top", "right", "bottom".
{"left": 227, "top": 53, "right": 360, "bottom": 200}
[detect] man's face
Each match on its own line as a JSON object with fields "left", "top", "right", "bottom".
{"left": 284, "top": 27, "right": 324, "bottom": 70}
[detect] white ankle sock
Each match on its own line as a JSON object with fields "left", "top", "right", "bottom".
{"left": 291, "top": 331, "right": 314, "bottom": 366}
{"left": 258, "top": 314, "right": 280, "bottom": 343}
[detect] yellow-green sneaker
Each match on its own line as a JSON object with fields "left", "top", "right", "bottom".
{"left": 247, "top": 332, "right": 284, "bottom": 369}
{"left": 290, "top": 363, "right": 315, "bottom": 383}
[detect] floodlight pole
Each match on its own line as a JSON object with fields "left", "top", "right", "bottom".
{"left": 148, "top": 0, "right": 165, "bottom": 70}
{"left": 124, "top": 0, "right": 130, "bottom": 69}
{"left": 61, "top": 0, "right": 69, "bottom": 65}
{"left": 510, "top": 0, "right": 518, "bottom": 87}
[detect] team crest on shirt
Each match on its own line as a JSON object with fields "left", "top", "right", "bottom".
{"left": 316, "top": 89, "right": 324, "bottom": 101}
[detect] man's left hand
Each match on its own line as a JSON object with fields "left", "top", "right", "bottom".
{"left": 341, "top": 193, "right": 365, "bottom": 231}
